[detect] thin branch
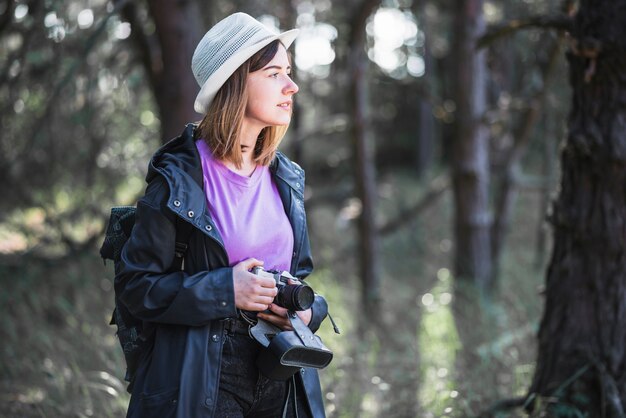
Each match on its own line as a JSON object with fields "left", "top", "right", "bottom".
{"left": 0, "top": 0, "right": 42, "bottom": 89}
{"left": 478, "top": 15, "right": 573, "bottom": 49}
{"left": 0, "top": 24, "right": 37, "bottom": 105}
{"left": 304, "top": 184, "right": 352, "bottom": 210}
{"left": 0, "top": 0, "right": 14, "bottom": 34}
{"left": 491, "top": 35, "right": 563, "bottom": 276}
{"left": 115, "top": 0, "right": 160, "bottom": 93}
{"left": 7, "top": 0, "right": 131, "bottom": 200}
{"left": 348, "top": 0, "right": 381, "bottom": 47}
{"left": 27, "top": 0, "right": 131, "bottom": 145}
{"left": 378, "top": 175, "right": 450, "bottom": 236}
{"left": 292, "top": 115, "right": 348, "bottom": 143}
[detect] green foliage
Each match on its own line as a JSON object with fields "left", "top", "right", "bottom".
{"left": 0, "top": 254, "right": 128, "bottom": 417}
{"left": 0, "top": 0, "right": 159, "bottom": 258}
{"left": 418, "top": 269, "right": 462, "bottom": 415}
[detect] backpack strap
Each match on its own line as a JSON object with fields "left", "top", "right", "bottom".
{"left": 172, "top": 215, "right": 194, "bottom": 271}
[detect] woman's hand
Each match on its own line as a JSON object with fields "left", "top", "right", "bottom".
{"left": 257, "top": 277, "right": 312, "bottom": 330}
{"left": 257, "top": 305, "right": 312, "bottom": 331}
{"left": 232, "top": 258, "right": 278, "bottom": 311}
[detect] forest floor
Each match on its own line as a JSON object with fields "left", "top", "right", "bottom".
{"left": 0, "top": 168, "right": 547, "bottom": 418}
{"left": 307, "top": 168, "right": 546, "bottom": 418}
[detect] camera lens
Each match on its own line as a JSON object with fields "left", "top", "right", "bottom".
{"left": 277, "top": 284, "right": 314, "bottom": 311}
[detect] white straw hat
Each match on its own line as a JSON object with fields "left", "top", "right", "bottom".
{"left": 192, "top": 12, "right": 299, "bottom": 114}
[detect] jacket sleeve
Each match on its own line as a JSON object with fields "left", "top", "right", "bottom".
{"left": 115, "top": 178, "right": 237, "bottom": 326}
{"left": 298, "top": 232, "right": 327, "bottom": 334}
{"left": 308, "top": 294, "right": 328, "bottom": 334}
{"left": 294, "top": 173, "right": 328, "bottom": 334}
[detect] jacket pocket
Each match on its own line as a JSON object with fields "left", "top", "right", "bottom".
{"left": 140, "top": 386, "right": 179, "bottom": 418}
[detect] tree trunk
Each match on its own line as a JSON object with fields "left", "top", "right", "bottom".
{"left": 491, "top": 38, "right": 562, "bottom": 281}
{"left": 118, "top": 0, "right": 202, "bottom": 142}
{"left": 147, "top": 0, "right": 201, "bottom": 142}
{"left": 280, "top": 0, "right": 303, "bottom": 164}
{"left": 528, "top": 1, "right": 626, "bottom": 415}
{"left": 451, "top": 0, "right": 492, "bottom": 288}
{"left": 348, "top": 0, "right": 382, "bottom": 316}
{"left": 534, "top": 105, "right": 556, "bottom": 271}
{"left": 414, "top": 0, "right": 435, "bottom": 178}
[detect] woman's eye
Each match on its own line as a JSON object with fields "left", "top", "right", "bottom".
{"left": 270, "top": 73, "right": 279, "bottom": 78}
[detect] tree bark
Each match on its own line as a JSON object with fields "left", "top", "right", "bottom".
{"left": 414, "top": 0, "right": 435, "bottom": 178}
{"left": 280, "top": 0, "right": 303, "bottom": 164}
{"left": 534, "top": 104, "right": 556, "bottom": 271}
{"left": 528, "top": 0, "right": 626, "bottom": 415}
{"left": 147, "top": 0, "right": 202, "bottom": 142}
{"left": 118, "top": 0, "right": 201, "bottom": 142}
{"left": 451, "top": 0, "right": 492, "bottom": 288}
{"left": 348, "top": 0, "right": 382, "bottom": 316}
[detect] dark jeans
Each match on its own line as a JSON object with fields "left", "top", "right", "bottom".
{"left": 215, "top": 327, "right": 311, "bottom": 418}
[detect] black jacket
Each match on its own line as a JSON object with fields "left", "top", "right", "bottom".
{"left": 116, "top": 124, "right": 328, "bottom": 417}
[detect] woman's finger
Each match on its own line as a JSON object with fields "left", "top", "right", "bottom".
{"left": 246, "top": 302, "right": 273, "bottom": 312}
{"left": 258, "top": 312, "right": 293, "bottom": 330}
{"left": 254, "top": 296, "right": 274, "bottom": 306}
{"left": 268, "top": 304, "right": 288, "bottom": 316}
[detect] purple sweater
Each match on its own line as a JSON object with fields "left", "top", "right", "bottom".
{"left": 196, "top": 140, "right": 294, "bottom": 272}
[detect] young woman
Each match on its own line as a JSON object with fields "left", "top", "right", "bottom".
{"left": 116, "top": 12, "right": 328, "bottom": 418}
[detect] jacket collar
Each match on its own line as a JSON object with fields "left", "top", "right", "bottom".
{"left": 270, "top": 152, "right": 305, "bottom": 199}
{"left": 149, "top": 123, "right": 305, "bottom": 198}
{"left": 147, "top": 123, "right": 305, "bottom": 232}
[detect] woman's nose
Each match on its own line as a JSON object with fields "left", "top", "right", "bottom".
{"left": 284, "top": 77, "right": 299, "bottom": 95}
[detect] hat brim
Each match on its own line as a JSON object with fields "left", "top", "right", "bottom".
{"left": 194, "top": 28, "right": 299, "bottom": 114}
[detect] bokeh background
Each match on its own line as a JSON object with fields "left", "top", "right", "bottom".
{"left": 0, "top": 0, "right": 582, "bottom": 416}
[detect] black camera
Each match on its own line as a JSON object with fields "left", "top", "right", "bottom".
{"left": 251, "top": 267, "right": 314, "bottom": 311}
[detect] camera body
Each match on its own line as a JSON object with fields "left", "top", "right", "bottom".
{"left": 251, "top": 267, "right": 314, "bottom": 311}
{"left": 248, "top": 267, "right": 334, "bottom": 380}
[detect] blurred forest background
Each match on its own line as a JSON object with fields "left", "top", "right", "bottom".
{"left": 2, "top": 0, "right": 626, "bottom": 417}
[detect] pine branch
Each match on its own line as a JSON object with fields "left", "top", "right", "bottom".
{"left": 378, "top": 175, "right": 450, "bottom": 236}
{"left": 478, "top": 15, "right": 573, "bottom": 49}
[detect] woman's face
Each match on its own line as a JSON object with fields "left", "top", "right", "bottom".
{"left": 244, "top": 44, "right": 299, "bottom": 130}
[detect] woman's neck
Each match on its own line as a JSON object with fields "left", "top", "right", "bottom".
{"left": 222, "top": 122, "right": 263, "bottom": 177}
{"left": 223, "top": 153, "right": 257, "bottom": 177}
{"left": 239, "top": 121, "right": 263, "bottom": 151}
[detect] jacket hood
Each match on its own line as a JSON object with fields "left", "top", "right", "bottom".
{"left": 147, "top": 123, "right": 203, "bottom": 187}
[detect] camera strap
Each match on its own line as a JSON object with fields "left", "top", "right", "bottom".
{"left": 288, "top": 312, "right": 326, "bottom": 350}
{"left": 249, "top": 313, "right": 323, "bottom": 349}
{"left": 250, "top": 318, "right": 281, "bottom": 347}
{"left": 249, "top": 318, "right": 281, "bottom": 347}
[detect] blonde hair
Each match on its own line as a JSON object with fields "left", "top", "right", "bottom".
{"left": 195, "top": 40, "right": 289, "bottom": 168}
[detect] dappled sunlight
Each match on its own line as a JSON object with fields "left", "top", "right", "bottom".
{"left": 294, "top": 12, "right": 337, "bottom": 76}
{"left": 77, "top": 9, "right": 94, "bottom": 29}
{"left": 418, "top": 268, "right": 461, "bottom": 417}
{"left": 367, "top": 7, "right": 425, "bottom": 78}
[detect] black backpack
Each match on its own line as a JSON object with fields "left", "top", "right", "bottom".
{"left": 99, "top": 205, "right": 192, "bottom": 391}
